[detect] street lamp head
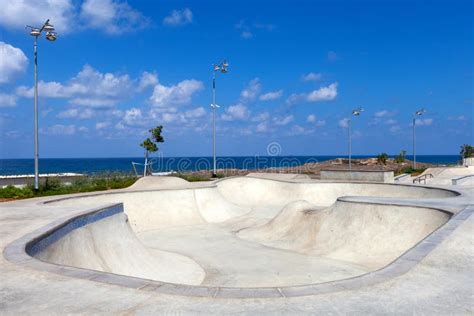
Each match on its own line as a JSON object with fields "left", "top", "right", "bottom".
{"left": 45, "top": 32, "right": 57, "bottom": 41}
{"left": 29, "top": 28, "right": 41, "bottom": 36}
{"left": 415, "top": 109, "right": 426, "bottom": 116}
{"left": 221, "top": 60, "right": 229, "bottom": 73}
{"left": 43, "top": 22, "right": 55, "bottom": 31}
{"left": 352, "top": 107, "right": 364, "bottom": 116}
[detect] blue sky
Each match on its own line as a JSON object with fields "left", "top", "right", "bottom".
{"left": 0, "top": 0, "right": 472, "bottom": 158}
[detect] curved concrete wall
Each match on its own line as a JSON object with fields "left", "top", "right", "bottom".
{"left": 53, "top": 187, "right": 248, "bottom": 232}
{"left": 25, "top": 177, "right": 457, "bottom": 291}
{"left": 216, "top": 177, "right": 458, "bottom": 207}
{"left": 30, "top": 206, "right": 205, "bottom": 285}
{"left": 238, "top": 200, "right": 450, "bottom": 269}
{"left": 51, "top": 177, "right": 457, "bottom": 232}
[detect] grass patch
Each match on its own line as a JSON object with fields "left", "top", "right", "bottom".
{"left": 174, "top": 172, "right": 226, "bottom": 182}
{"left": 395, "top": 166, "right": 427, "bottom": 176}
{"left": 0, "top": 173, "right": 138, "bottom": 200}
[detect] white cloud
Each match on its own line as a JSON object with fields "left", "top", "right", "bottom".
{"left": 150, "top": 79, "right": 203, "bottom": 107}
{"left": 259, "top": 90, "right": 283, "bottom": 101}
{"left": 78, "top": 126, "right": 89, "bottom": 133}
{"left": 289, "top": 125, "right": 313, "bottom": 136}
{"left": 0, "top": 42, "right": 28, "bottom": 84}
{"left": 307, "top": 115, "right": 326, "bottom": 127}
{"left": 256, "top": 121, "right": 271, "bottom": 133}
{"left": 121, "top": 108, "right": 145, "bottom": 126}
{"left": 163, "top": 8, "right": 193, "bottom": 26}
{"left": 374, "top": 110, "right": 396, "bottom": 118}
{"left": 138, "top": 71, "right": 158, "bottom": 91}
{"left": 273, "top": 115, "right": 294, "bottom": 126}
{"left": 0, "top": 0, "right": 75, "bottom": 33}
{"left": 41, "top": 124, "right": 76, "bottom": 135}
{"left": 240, "top": 78, "right": 261, "bottom": 102}
{"left": 16, "top": 64, "right": 132, "bottom": 108}
{"left": 95, "top": 121, "right": 110, "bottom": 130}
{"left": 221, "top": 104, "right": 249, "bottom": 121}
{"left": 80, "top": 0, "right": 150, "bottom": 34}
{"left": 0, "top": 0, "right": 148, "bottom": 35}
{"left": 448, "top": 115, "right": 467, "bottom": 121}
{"left": 301, "top": 72, "right": 322, "bottom": 82}
{"left": 251, "top": 112, "right": 270, "bottom": 122}
{"left": 390, "top": 125, "right": 401, "bottom": 133}
{"left": 339, "top": 118, "right": 349, "bottom": 128}
{"left": 236, "top": 20, "right": 275, "bottom": 39}
{"left": 57, "top": 108, "right": 94, "bottom": 119}
{"left": 0, "top": 93, "right": 17, "bottom": 107}
{"left": 415, "top": 118, "right": 433, "bottom": 126}
{"left": 287, "top": 82, "right": 338, "bottom": 105}
{"left": 185, "top": 107, "right": 206, "bottom": 119}
{"left": 315, "top": 120, "right": 326, "bottom": 127}
{"left": 241, "top": 31, "right": 253, "bottom": 39}
{"left": 385, "top": 119, "right": 397, "bottom": 125}
{"left": 307, "top": 82, "right": 338, "bottom": 102}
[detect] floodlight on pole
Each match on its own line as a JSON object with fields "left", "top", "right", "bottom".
{"left": 25, "top": 19, "right": 58, "bottom": 190}
{"left": 211, "top": 60, "right": 229, "bottom": 177}
{"left": 412, "top": 108, "right": 426, "bottom": 170}
{"left": 348, "top": 107, "right": 364, "bottom": 170}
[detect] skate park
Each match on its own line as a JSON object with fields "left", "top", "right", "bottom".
{"left": 1, "top": 170, "right": 473, "bottom": 312}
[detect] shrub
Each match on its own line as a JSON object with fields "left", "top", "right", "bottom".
{"left": 377, "top": 153, "right": 389, "bottom": 165}
{"left": 0, "top": 173, "right": 138, "bottom": 201}
{"left": 0, "top": 185, "right": 34, "bottom": 199}
{"left": 394, "top": 150, "right": 407, "bottom": 163}
{"left": 460, "top": 144, "right": 473, "bottom": 159}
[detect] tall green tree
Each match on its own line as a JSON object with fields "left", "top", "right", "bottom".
{"left": 140, "top": 126, "right": 164, "bottom": 176}
{"left": 460, "top": 144, "right": 473, "bottom": 159}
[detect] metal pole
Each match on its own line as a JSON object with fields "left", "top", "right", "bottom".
{"left": 348, "top": 118, "right": 352, "bottom": 170}
{"left": 212, "top": 72, "right": 217, "bottom": 177}
{"left": 413, "top": 117, "right": 416, "bottom": 170}
{"left": 34, "top": 36, "right": 39, "bottom": 190}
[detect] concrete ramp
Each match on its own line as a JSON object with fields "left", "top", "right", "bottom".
{"left": 128, "top": 176, "right": 191, "bottom": 190}
{"left": 217, "top": 176, "right": 458, "bottom": 208}
{"left": 35, "top": 212, "right": 205, "bottom": 285}
{"left": 40, "top": 176, "right": 458, "bottom": 288}
{"left": 246, "top": 173, "right": 311, "bottom": 180}
{"left": 238, "top": 200, "right": 450, "bottom": 269}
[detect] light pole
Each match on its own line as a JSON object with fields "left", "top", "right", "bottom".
{"left": 25, "top": 20, "right": 57, "bottom": 190}
{"left": 412, "top": 109, "right": 426, "bottom": 170}
{"left": 348, "top": 107, "right": 364, "bottom": 170}
{"left": 211, "top": 60, "right": 228, "bottom": 177}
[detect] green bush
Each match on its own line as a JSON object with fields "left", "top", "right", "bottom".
{"left": 377, "top": 153, "right": 389, "bottom": 165}
{"left": 397, "top": 166, "right": 427, "bottom": 175}
{"left": 0, "top": 173, "right": 138, "bottom": 200}
{"left": 0, "top": 185, "right": 34, "bottom": 199}
{"left": 394, "top": 150, "right": 407, "bottom": 163}
{"left": 460, "top": 144, "right": 473, "bottom": 159}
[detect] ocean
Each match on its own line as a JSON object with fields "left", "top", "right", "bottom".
{"left": 0, "top": 155, "right": 461, "bottom": 176}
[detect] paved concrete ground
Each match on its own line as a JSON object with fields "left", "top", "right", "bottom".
{"left": 0, "top": 175, "right": 473, "bottom": 314}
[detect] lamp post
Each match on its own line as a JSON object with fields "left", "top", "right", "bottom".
{"left": 211, "top": 60, "right": 228, "bottom": 177}
{"left": 25, "top": 20, "right": 57, "bottom": 190}
{"left": 348, "top": 107, "right": 364, "bottom": 170}
{"left": 412, "top": 109, "right": 426, "bottom": 170}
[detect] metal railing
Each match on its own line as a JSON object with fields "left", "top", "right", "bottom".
{"left": 413, "top": 173, "right": 434, "bottom": 184}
